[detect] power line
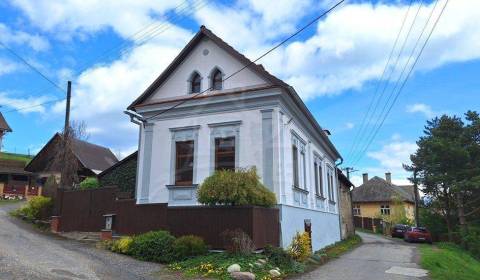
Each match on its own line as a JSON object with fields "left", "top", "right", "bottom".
{"left": 351, "top": 0, "right": 448, "bottom": 166}
{"left": 344, "top": 0, "right": 416, "bottom": 163}
{"left": 145, "top": 0, "right": 347, "bottom": 121}
{"left": 1, "top": 0, "right": 209, "bottom": 114}
{"left": 73, "top": 0, "right": 208, "bottom": 76}
{"left": 350, "top": 0, "right": 425, "bottom": 164}
{"left": 0, "top": 41, "right": 66, "bottom": 94}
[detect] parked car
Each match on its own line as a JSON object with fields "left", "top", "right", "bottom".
{"left": 404, "top": 227, "right": 432, "bottom": 244}
{"left": 391, "top": 224, "right": 409, "bottom": 238}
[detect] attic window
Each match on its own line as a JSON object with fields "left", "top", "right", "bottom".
{"left": 211, "top": 69, "right": 223, "bottom": 90}
{"left": 190, "top": 72, "right": 201, "bottom": 94}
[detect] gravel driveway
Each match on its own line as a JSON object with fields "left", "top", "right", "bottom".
{"left": 0, "top": 202, "right": 162, "bottom": 280}
{"left": 297, "top": 231, "right": 429, "bottom": 280}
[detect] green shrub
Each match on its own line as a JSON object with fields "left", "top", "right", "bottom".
{"left": 197, "top": 168, "right": 276, "bottom": 207}
{"left": 79, "top": 177, "right": 100, "bottom": 190}
{"left": 129, "top": 230, "right": 176, "bottom": 263}
{"left": 111, "top": 236, "right": 133, "bottom": 254}
{"left": 15, "top": 196, "right": 53, "bottom": 220}
{"left": 172, "top": 235, "right": 208, "bottom": 260}
{"left": 264, "top": 245, "right": 295, "bottom": 267}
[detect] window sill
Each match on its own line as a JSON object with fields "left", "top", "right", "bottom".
{"left": 328, "top": 200, "right": 336, "bottom": 205}
{"left": 166, "top": 184, "right": 199, "bottom": 189}
{"left": 292, "top": 186, "right": 309, "bottom": 194}
{"left": 315, "top": 195, "right": 326, "bottom": 200}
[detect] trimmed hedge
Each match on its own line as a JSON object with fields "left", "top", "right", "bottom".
{"left": 128, "top": 230, "right": 176, "bottom": 263}
{"left": 197, "top": 168, "right": 276, "bottom": 207}
{"left": 173, "top": 235, "right": 208, "bottom": 260}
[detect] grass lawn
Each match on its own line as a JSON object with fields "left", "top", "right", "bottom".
{"left": 420, "top": 242, "right": 480, "bottom": 280}
{"left": 0, "top": 152, "right": 33, "bottom": 164}
{"left": 0, "top": 199, "right": 22, "bottom": 205}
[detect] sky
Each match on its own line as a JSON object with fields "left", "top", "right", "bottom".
{"left": 0, "top": 0, "right": 478, "bottom": 186}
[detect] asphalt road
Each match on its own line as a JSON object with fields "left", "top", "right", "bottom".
{"left": 0, "top": 202, "right": 161, "bottom": 280}
{"left": 297, "top": 231, "right": 429, "bottom": 280}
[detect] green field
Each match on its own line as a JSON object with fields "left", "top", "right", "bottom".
{"left": 0, "top": 152, "right": 33, "bottom": 164}
{"left": 420, "top": 242, "right": 480, "bottom": 280}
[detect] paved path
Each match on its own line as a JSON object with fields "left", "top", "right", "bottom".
{"left": 297, "top": 231, "right": 429, "bottom": 280}
{"left": 0, "top": 202, "right": 162, "bottom": 280}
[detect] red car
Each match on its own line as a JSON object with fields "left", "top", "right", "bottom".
{"left": 404, "top": 227, "right": 432, "bottom": 244}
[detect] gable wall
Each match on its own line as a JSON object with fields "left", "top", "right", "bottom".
{"left": 147, "top": 38, "right": 267, "bottom": 101}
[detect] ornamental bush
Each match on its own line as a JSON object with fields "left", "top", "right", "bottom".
{"left": 15, "top": 196, "right": 53, "bottom": 220}
{"left": 79, "top": 177, "right": 100, "bottom": 190}
{"left": 197, "top": 168, "right": 276, "bottom": 207}
{"left": 288, "top": 232, "right": 312, "bottom": 262}
{"left": 172, "top": 235, "right": 208, "bottom": 260}
{"left": 129, "top": 230, "right": 176, "bottom": 263}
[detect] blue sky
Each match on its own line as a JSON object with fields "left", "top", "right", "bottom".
{"left": 0, "top": 0, "right": 478, "bottom": 186}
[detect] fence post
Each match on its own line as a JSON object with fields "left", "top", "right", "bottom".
{"left": 361, "top": 216, "right": 364, "bottom": 229}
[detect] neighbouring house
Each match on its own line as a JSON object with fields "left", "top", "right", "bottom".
{"left": 25, "top": 133, "right": 118, "bottom": 194}
{"left": 98, "top": 151, "right": 138, "bottom": 198}
{"left": 0, "top": 158, "right": 40, "bottom": 198}
{"left": 337, "top": 168, "right": 355, "bottom": 239}
{"left": 352, "top": 172, "right": 416, "bottom": 222}
{"left": 126, "top": 26, "right": 343, "bottom": 250}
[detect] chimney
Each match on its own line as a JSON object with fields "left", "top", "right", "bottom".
{"left": 362, "top": 173, "right": 368, "bottom": 184}
{"left": 385, "top": 172, "right": 392, "bottom": 184}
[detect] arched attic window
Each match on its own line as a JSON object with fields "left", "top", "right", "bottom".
{"left": 190, "top": 72, "right": 202, "bottom": 94}
{"left": 210, "top": 68, "right": 223, "bottom": 91}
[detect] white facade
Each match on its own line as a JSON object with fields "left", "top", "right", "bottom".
{"left": 131, "top": 30, "right": 342, "bottom": 251}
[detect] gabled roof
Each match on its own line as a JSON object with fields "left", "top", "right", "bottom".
{"left": 98, "top": 151, "right": 137, "bottom": 178}
{"left": 352, "top": 176, "right": 415, "bottom": 203}
{"left": 25, "top": 133, "right": 118, "bottom": 174}
{"left": 0, "top": 112, "right": 12, "bottom": 132}
{"left": 337, "top": 168, "right": 354, "bottom": 188}
{"left": 128, "top": 25, "right": 342, "bottom": 160}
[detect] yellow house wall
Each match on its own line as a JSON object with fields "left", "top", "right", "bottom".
{"left": 355, "top": 202, "right": 415, "bottom": 221}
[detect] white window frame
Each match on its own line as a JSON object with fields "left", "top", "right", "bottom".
{"left": 327, "top": 165, "right": 335, "bottom": 202}
{"left": 380, "top": 204, "right": 390, "bottom": 215}
{"left": 208, "top": 121, "right": 241, "bottom": 174}
{"left": 353, "top": 204, "right": 361, "bottom": 216}
{"left": 169, "top": 125, "right": 200, "bottom": 186}
{"left": 292, "top": 133, "right": 307, "bottom": 190}
{"left": 313, "top": 155, "right": 324, "bottom": 198}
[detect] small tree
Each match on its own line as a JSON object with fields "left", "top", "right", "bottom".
{"left": 53, "top": 120, "right": 90, "bottom": 189}
{"left": 79, "top": 177, "right": 99, "bottom": 190}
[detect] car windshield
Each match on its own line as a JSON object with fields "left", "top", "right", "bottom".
{"left": 413, "top": 227, "right": 428, "bottom": 233}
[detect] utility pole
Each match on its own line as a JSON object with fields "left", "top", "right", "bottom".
{"left": 64, "top": 81, "right": 71, "bottom": 132}
{"left": 413, "top": 169, "right": 420, "bottom": 227}
{"left": 343, "top": 167, "right": 358, "bottom": 180}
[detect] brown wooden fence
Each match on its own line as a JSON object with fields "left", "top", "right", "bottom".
{"left": 54, "top": 187, "right": 279, "bottom": 249}
{"left": 354, "top": 216, "right": 383, "bottom": 231}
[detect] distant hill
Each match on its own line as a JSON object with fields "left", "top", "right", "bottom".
{"left": 0, "top": 152, "right": 34, "bottom": 165}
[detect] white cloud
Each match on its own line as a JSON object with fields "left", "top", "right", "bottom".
{"left": 9, "top": 0, "right": 187, "bottom": 40}
{"left": 0, "top": 23, "right": 49, "bottom": 51}
{"left": 363, "top": 136, "right": 417, "bottom": 185}
{"left": 345, "top": 122, "right": 354, "bottom": 129}
{"left": 0, "top": 93, "right": 51, "bottom": 114}
{"left": 0, "top": 58, "right": 20, "bottom": 76}
{"left": 49, "top": 25, "right": 194, "bottom": 151}
{"left": 406, "top": 103, "right": 435, "bottom": 118}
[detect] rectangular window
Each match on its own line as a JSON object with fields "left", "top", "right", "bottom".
{"left": 292, "top": 135, "right": 307, "bottom": 190}
{"left": 292, "top": 144, "right": 299, "bottom": 187}
{"left": 327, "top": 168, "right": 335, "bottom": 201}
{"left": 353, "top": 204, "right": 361, "bottom": 216}
{"left": 175, "top": 140, "right": 194, "bottom": 185}
{"left": 215, "top": 137, "right": 235, "bottom": 171}
{"left": 380, "top": 205, "right": 390, "bottom": 215}
{"left": 314, "top": 159, "right": 324, "bottom": 197}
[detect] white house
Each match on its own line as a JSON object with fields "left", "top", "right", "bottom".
{"left": 127, "top": 26, "right": 343, "bottom": 251}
